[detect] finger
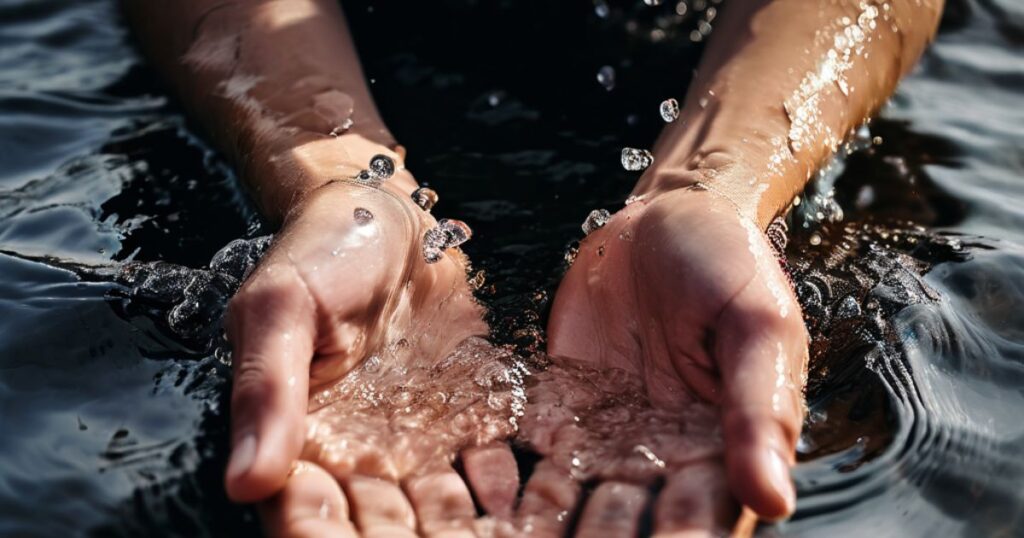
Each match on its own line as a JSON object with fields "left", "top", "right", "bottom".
{"left": 225, "top": 262, "right": 317, "bottom": 503}
{"left": 260, "top": 461, "right": 358, "bottom": 538}
{"left": 461, "top": 442, "right": 520, "bottom": 519}
{"left": 715, "top": 279, "right": 806, "bottom": 520}
{"left": 515, "top": 460, "right": 581, "bottom": 538}
{"left": 343, "top": 475, "right": 419, "bottom": 538}
{"left": 653, "top": 460, "right": 740, "bottom": 538}
{"left": 575, "top": 481, "right": 649, "bottom": 538}
{"left": 404, "top": 469, "right": 478, "bottom": 538}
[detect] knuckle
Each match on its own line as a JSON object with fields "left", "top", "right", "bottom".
{"left": 232, "top": 357, "right": 275, "bottom": 404}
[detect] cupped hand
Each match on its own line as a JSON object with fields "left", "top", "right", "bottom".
{"left": 537, "top": 187, "right": 808, "bottom": 534}
{"left": 223, "top": 177, "right": 522, "bottom": 535}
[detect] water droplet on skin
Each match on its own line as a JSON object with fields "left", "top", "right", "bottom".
{"left": 368, "top": 154, "right": 396, "bottom": 180}
{"left": 582, "top": 209, "right": 612, "bottom": 235}
{"left": 411, "top": 187, "right": 439, "bottom": 211}
{"left": 597, "top": 245, "right": 605, "bottom": 256}
{"left": 633, "top": 444, "right": 666, "bottom": 468}
{"left": 698, "top": 96, "right": 709, "bottom": 108}
{"left": 621, "top": 147, "right": 654, "bottom": 171}
{"left": 356, "top": 169, "right": 374, "bottom": 184}
{"left": 659, "top": 98, "right": 680, "bottom": 122}
{"left": 423, "top": 219, "right": 473, "bottom": 264}
{"left": 329, "top": 118, "right": 354, "bottom": 136}
{"left": 564, "top": 244, "right": 580, "bottom": 266}
{"left": 353, "top": 207, "right": 374, "bottom": 225}
{"left": 597, "top": 65, "right": 616, "bottom": 91}
{"left": 364, "top": 355, "right": 381, "bottom": 373}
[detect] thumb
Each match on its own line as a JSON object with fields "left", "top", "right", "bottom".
{"left": 224, "top": 262, "right": 317, "bottom": 503}
{"left": 715, "top": 277, "right": 807, "bottom": 521}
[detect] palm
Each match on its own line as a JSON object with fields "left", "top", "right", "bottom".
{"left": 536, "top": 189, "right": 808, "bottom": 532}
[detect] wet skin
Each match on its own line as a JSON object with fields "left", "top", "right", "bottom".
{"left": 119, "top": 0, "right": 945, "bottom": 534}
{"left": 226, "top": 180, "right": 526, "bottom": 536}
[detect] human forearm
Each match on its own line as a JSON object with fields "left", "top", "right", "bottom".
{"left": 121, "top": 0, "right": 414, "bottom": 222}
{"left": 634, "top": 0, "right": 943, "bottom": 228}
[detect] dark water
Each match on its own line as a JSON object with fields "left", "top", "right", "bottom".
{"left": 1, "top": 0, "right": 1023, "bottom": 536}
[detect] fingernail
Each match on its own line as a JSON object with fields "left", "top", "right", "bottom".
{"left": 227, "top": 434, "right": 257, "bottom": 482}
{"left": 766, "top": 449, "right": 796, "bottom": 517}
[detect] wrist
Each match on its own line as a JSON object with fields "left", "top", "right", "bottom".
{"left": 240, "top": 132, "right": 417, "bottom": 224}
{"left": 631, "top": 151, "right": 797, "bottom": 230}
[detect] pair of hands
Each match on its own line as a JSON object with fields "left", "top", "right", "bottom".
{"left": 222, "top": 165, "right": 808, "bottom": 536}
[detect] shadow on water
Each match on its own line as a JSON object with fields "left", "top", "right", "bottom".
{"left": 1, "top": 0, "right": 1024, "bottom": 536}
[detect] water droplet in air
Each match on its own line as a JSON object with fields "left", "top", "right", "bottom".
{"left": 872, "top": 136, "right": 883, "bottom": 145}
{"left": 594, "top": 0, "right": 610, "bottom": 18}
{"left": 659, "top": 98, "right": 679, "bottom": 122}
{"left": 621, "top": 147, "right": 654, "bottom": 171}
{"left": 597, "top": 66, "right": 616, "bottom": 91}
{"left": 353, "top": 207, "right": 374, "bottom": 225}
{"left": 810, "top": 233, "right": 823, "bottom": 246}
{"left": 411, "top": 187, "right": 439, "bottom": 211}
{"left": 423, "top": 219, "right": 473, "bottom": 264}
{"left": 582, "top": 209, "right": 612, "bottom": 235}
{"left": 643, "top": 0, "right": 662, "bottom": 5}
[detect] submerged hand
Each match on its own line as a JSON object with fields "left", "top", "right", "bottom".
{"left": 223, "top": 177, "right": 520, "bottom": 534}
{"left": 264, "top": 336, "right": 524, "bottom": 537}
{"left": 540, "top": 188, "right": 808, "bottom": 532}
